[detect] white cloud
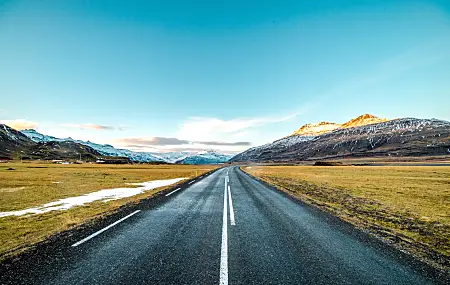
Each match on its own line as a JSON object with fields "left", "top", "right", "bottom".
{"left": 0, "top": 119, "right": 38, "bottom": 130}
{"left": 177, "top": 113, "right": 300, "bottom": 142}
{"left": 60, "top": 123, "right": 121, "bottom": 130}
{"left": 109, "top": 112, "right": 302, "bottom": 154}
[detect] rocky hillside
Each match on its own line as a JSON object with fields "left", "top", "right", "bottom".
{"left": 231, "top": 116, "right": 450, "bottom": 162}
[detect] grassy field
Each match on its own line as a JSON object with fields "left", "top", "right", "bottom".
{"left": 243, "top": 165, "right": 450, "bottom": 270}
{"left": 0, "top": 162, "right": 218, "bottom": 260}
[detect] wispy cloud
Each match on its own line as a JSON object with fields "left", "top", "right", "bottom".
{"left": 61, "top": 123, "right": 125, "bottom": 131}
{"left": 178, "top": 112, "right": 300, "bottom": 142}
{"left": 196, "top": 141, "right": 250, "bottom": 146}
{"left": 0, "top": 119, "right": 38, "bottom": 130}
{"left": 116, "top": 137, "right": 189, "bottom": 146}
{"left": 114, "top": 137, "right": 250, "bottom": 147}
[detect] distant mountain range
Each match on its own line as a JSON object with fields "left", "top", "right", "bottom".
{"left": 0, "top": 126, "right": 233, "bottom": 164}
{"left": 4, "top": 113, "right": 449, "bottom": 164}
{"left": 231, "top": 114, "right": 450, "bottom": 162}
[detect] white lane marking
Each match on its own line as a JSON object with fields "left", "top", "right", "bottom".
{"left": 72, "top": 210, "right": 141, "bottom": 247}
{"left": 220, "top": 177, "right": 228, "bottom": 285}
{"left": 188, "top": 180, "right": 195, "bottom": 184}
{"left": 228, "top": 185, "right": 235, "bottom": 226}
{"left": 165, "top": 187, "right": 182, "bottom": 197}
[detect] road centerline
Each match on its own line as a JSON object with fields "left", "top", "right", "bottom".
{"left": 71, "top": 210, "right": 141, "bottom": 247}
{"left": 228, "top": 185, "right": 235, "bottom": 226}
{"left": 220, "top": 176, "right": 228, "bottom": 285}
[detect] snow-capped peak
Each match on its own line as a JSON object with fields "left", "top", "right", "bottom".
{"left": 290, "top": 114, "right": 390, "bottom": 137}
{"left": 291, "top": 122, "right": 341, "bottom": 136}
{"left": 340, "top": 114, "right": 389, "bottom": 129}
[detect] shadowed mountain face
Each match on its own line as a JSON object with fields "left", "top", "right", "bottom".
{"left": 0, "top": 124, "right": 35, "bottom": 158}
{"left": 0, "top": 124, "right": 110, "bottom": 161}
{"left": 231, "top": 117, "right": 450, "bottom": 162}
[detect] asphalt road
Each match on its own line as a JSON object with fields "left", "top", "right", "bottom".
{"left": 1, "top": 166, "right": 447, "bottom": 284}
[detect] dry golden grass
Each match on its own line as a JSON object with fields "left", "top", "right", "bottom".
{"left": 0, "top": 162, "right": 217, "bottom": 259}
{"left": 244, "top": 165, "right": 450, "bottom": 270}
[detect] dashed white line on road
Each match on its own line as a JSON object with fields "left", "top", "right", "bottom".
{"left": 165, "top": 187, "right": 182, "bottom": 197}
{"left": 72, "top": 210, "right": 141, "bottom": 247}
{"left": 188, "top": 180, "right": 195, "bottom": 184}
{"left": 220, "top": 177, "right": 228, "bottom": 285}
{"left": 228, "top": 185, "right": 235, "bottom": 226}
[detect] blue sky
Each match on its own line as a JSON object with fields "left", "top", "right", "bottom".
{"left": 1, "top": 0, "right": 449, "bottom": 153}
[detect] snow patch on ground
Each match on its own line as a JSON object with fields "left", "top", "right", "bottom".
{"left": 0, "top": 178, "right": 187, "bottom": 217}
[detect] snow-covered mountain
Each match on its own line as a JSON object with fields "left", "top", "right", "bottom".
{"left": 231, "top": 116, "right": 450, "bottom": 162}
{"left": 175, "top": 151, "right": 233, "bottom": 164}
{"left": 21, "top": 129, "right": 162, "bottom": 162}
{"left": 21, "top": 129, "right": 232, "bottom": 164}
{"left": 21, "top": 129, "right": 62, "bottom": 143}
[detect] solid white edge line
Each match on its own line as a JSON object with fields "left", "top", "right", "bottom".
{"left": 220, "top": 177, "right": 228, "bottom": 285}
{"left": 71, "top": 210, "right": 141, "bottom": 247}
{"left": 228, "top": 185, "right": 235, "bottom": 226}
{"left": 165, "top": 187, "right": 182, "bottom": 197}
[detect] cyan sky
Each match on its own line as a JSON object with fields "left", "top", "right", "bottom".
{"left": 1, "top": 0, "right": 450, "bottom": 153}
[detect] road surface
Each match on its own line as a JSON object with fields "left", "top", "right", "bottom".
{"left": 1, "top": 166, "right": 446, "bottom": 284}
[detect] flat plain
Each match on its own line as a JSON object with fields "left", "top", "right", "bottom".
{"left": 0, "top": 162, "right": 217, "bottom": 260}
{"left": 243, "top": 165, "right": 450, "bottom": 271}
